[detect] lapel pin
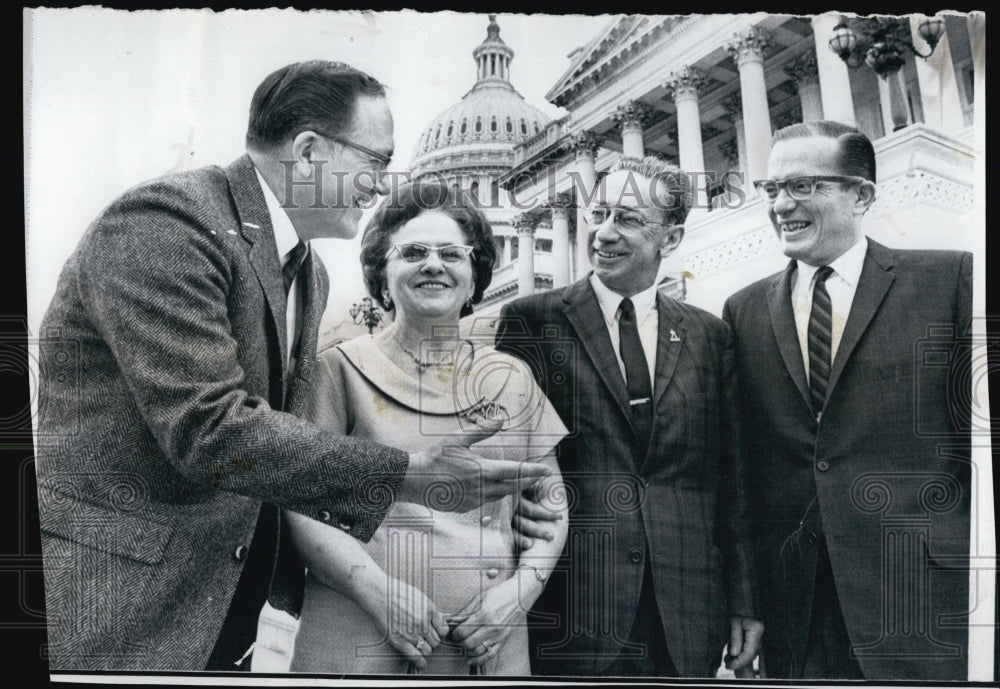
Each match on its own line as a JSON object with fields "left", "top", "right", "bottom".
{"left": 669, "top": 329, "right": 681, "bottom": 342}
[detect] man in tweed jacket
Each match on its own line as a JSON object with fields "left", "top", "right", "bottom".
{"left": 34, "top": 61, "right": 547, "bottom": 672}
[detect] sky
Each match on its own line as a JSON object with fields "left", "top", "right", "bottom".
{"left": 24, "top": 7, "right": 611, "bottom": 334}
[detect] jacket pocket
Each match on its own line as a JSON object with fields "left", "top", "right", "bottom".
{"left": 38, "top": 485, "right": 173, "bottom": 565}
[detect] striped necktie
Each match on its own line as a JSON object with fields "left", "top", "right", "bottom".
{"left": 807, "top": 266, "right": 835, "bottom": 415}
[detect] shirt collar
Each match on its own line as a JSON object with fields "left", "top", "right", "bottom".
{"left": 796, "top": 236, "right": 868, "bottom": 288}
{"left": 254, "top": 167, "right": 305, "bottom": 263}
{"left": 589, "top": 273, "right": 658, "bottom": 323}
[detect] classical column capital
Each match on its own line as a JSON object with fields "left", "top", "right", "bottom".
{"left": 726, "top": 25, "right": 771, "bottom": 67}
{"left": 612, "top": 100, "right": 653, "bottom": 132}
{"left": 548, "top": 191, "right": 574, "bottom": 210}
{"left": 721, "top": 93, "right": 743, "bottom": 122}
{"left": 569, "top": 131, "right": 603, "bottom": 159}
{"left": 784, "top": 50, "right": 819, "bottom": 88}
{"left": 513, "top": 212, "right": 540, "bottom": 234}
{"left": 663, "top": 66, "right": 707, "bottom": 101}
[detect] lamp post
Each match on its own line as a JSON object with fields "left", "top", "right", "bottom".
{"left": 828, "top": 16, "right": 946, "bottom": 132}
{"left": 349, "top": 296, "right": 383, "bottom": 336}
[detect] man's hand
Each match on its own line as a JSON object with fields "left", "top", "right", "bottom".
{"left": 398, "top": 419, "right": 552, "bottom": 512}
{"left": 511, "top": 489, "right": 562, "bottom": 550}
{"left": 725, "top": 615, "right": 763, "bottom": 677}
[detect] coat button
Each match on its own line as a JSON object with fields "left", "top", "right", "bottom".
{"left": 816, "top": 460, "right": 830, "bottom": 472}
{"left": 233, "top": 545, "right": 248, "bottom": 562}
{"left": 485, "top": 568, "right": 499, "bottom": 579}
{"left": 629, "top": 549, "right": 643, "bottom": 564}
{"left": 337, "top": 517, "right": 355, "bottom": 532}
{"left": 480, "top": 515, "right": 493, "bottom": 526}
{"left": 318, "top": 509, "right": 332, "bottom": 522}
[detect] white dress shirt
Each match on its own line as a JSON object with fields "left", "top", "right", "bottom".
{"left": 589, "top": 274, "right": 658, "bottom": 390}
{"left": 791, "top": 236, "right": 868, "bottom": 376}
{"left": 255, "top": 168, "right": 309, "bottom": 371}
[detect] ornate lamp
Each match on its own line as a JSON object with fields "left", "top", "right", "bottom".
{"left": 828, "top": 15, "right": 946, "bottom": 132}
{"left": 349, "top": 296, "right": 383, "bottom": 335}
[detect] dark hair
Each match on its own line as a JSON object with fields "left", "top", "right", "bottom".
{"left": 245, "top": 61, "right": 386, "bottom": 149}
{"left": 609, "top": 156, "right": 693, "bottom": 225}
{"left": 360, "top": 180, "right": 497, "bottom": 318}
{"left": 772, "top": 120, "right": 877, "bottom": 184}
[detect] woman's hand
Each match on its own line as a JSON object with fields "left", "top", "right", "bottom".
{"left": 362, "top": 576, "right": 449, "bottom": 671}
{"left": 448, "top": 576, "right": 531, "bottom": 668}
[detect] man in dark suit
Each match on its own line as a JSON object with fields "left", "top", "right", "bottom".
{"left": 495, "top": 157, "right": 762, "bottom": 677}
{"left": 723, "top": 121, "right": 972, "bottom": 680}
{"left": 34, "top": 60, "right": 548, "bottom": 672}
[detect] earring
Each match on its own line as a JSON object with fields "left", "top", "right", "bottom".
{"left": 383, "top": 292, "right": 393, "bottom": 309}
{"left": 464, "top": 297, "right": 473, "bottom": 309}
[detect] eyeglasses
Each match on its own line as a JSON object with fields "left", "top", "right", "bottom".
{"left": 585, "top": 205, "right": 671, "bottom": 232}
{"left": 752, "top": 175, "right": 866, "bottom": 202}
{"left": 385, "top": 243, "right": 475, "bottom": 265}
{"left": 316, "top": 131, "right": 393, "bottom": 171}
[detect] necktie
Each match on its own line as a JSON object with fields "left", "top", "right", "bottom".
{"left": 807, "top": 266, "right": 835, "bottom": 415}
{"left": 282, "top": 241, "right": 308, "bottom": 296}
{"left": 619, "top": 298, "right": 653, "bottom": 453}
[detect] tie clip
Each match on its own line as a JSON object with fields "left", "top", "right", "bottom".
{"left": 629, "top": 398, "right": 651, "bottom": 406}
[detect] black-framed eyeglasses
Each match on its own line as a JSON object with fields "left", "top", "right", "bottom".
{"left": 752, "top": 175, "right": 866, "bottom": 202}
{"left": 316, "top": 131, "right": 393, "bottom": 170}
{"left": 584, "top": 204, "right": 672, "bottom": 232}
{"left": 385, "top": 243, "right": 475, "bottom": 265}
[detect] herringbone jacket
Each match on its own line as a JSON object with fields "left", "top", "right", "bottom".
{"left": 35, "top": 155, "right": 408, "bottom": 671}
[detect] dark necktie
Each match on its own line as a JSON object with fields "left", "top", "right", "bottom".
{"left": 807, "top": 266, "right": 835, "bottom": 415}
{"left": 619, "top": 298, "right": 653, "bottom": 453}
{"left": 282, "top": 241, "right": 308, "bottom": 296}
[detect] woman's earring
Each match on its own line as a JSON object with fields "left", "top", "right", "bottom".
{"left": 464, "top": 297, "right": 473, "bottom": 309}
{"left": 383, "top": 293, "right": 393, "bottom": 309}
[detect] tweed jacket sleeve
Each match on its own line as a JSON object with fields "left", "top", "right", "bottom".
{"left": 67, "top": 177, "right": 407, "bottom": 540}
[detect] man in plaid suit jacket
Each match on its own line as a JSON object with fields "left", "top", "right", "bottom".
{"left": 34, "top": 61, "right": 547, "bottom": 672}
{"left": 495, "top": 157, "right": 761, "bottom": 677}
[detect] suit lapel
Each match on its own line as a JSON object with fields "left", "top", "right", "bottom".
{"left": 768, "top": 261, "right": 812, "bottom": 413}
{"left": 562, "top": 279, "right": 633, "bottom": 427}
{"left": 225, "top": 155, "right": 290, "bottom": 398}
{"left": 652, "top": 292, "right": 684, "bottom": 408}
{"left": 826, "top": 240, "right": 895, "bottom": 398}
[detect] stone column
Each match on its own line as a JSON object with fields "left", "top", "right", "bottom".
{"left": 514, "top": 213, "right": 538, "bottom": 297}
{"left": 726, "top": 26, "right": 773, "bottom": 183}
{"left": 569, "top": 131, "right": 602, "bottom": 273}
{"left": 876, "top": 69, "right": 912, "bottom": 133}
{"left": 811, "top": 13, "right": 857, "bottom": 126}
{"left": 784, "top": 50, "right": 824, "bottom": 122}
{"left": 910, "top": 15, "right": 965, "bottom": 134}
{"left": 663, "top": 66, "right": 708, "bottom": 209}
{"left": 502, "top": 233, "right": 512, "bottom": 266}
{"left": 612, "top": 100, "right": 652, "bottom": 159}
{"left": 549, "top": 192, "right": 573, "bottom": 288}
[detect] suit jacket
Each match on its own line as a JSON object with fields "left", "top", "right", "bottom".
{"left": 722, "top": 239, "right": 972, "bottom": 680}
{"left": 495, "top": 277, "right": 758, "bottom": 677}
{"left": 34, "top": 155, "right": 409, "bottom": 671}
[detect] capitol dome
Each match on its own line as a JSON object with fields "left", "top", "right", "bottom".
{"left": 410, "top": 15, "right": 551, "bottom": 177}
